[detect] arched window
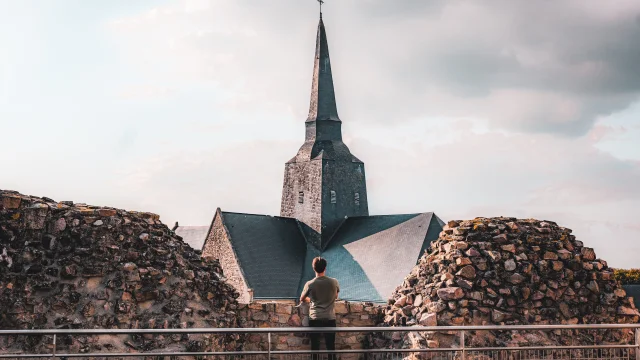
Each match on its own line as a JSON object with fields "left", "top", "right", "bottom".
{"left": 354, "top": 192, "right": 360, "bottom": 206}
{"left": 298, "top": 191, "right": 304, "bottom": 204}
{"left": 330, "top": 190, "right": 337, "bottom": 204}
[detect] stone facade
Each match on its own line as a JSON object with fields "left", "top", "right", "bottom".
{"left": 320, "top": 160, "right": 369, "bottom": 241}
{"left": 239, "top": 300, "right": 382, "bottom": 358}
{"left": 281, "top": 158, "right": 368, "bottom": 249}
{"left": 201, "top": 209, "right": 252, "bottom": 304}
{"left": 281, "top": 160, "right": 324, "bottom": 240}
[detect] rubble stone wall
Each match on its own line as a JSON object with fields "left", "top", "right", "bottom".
{"left": 0, "top": 190, "right": 241, "bottom": 355}
{"left": 239, "top": 300, "right": 382, "bottom": 358}
{"left": 5, "top": 188, "right": 639, "bottom": 356}
{"left": 382, "top": 217, "right": 640, "bottom": 349}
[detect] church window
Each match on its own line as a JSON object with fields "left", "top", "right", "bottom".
{"left": 330, "top": 190, "right": 336, "bottom": 204}
{"left": 355, "top": 192, "right": 360, "bottom": 206}
{"left": 298, "top": 191, "right": 304, "bottom": 204}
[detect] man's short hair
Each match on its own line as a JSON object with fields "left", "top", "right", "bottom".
{"left": 312, "top": 257, "right": 327, "bottom": 273}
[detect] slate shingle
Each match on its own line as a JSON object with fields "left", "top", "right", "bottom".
{"left": 221, "top": 212, "right": 307, "bottom": 299}
{"left": 215, "top": 211, "right": 443, "bottom": 303}
{"left": 623, "top": 285, "right": 640, "bottom": 310}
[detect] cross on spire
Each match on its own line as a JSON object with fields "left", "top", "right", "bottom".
{"left": 318, "top": 0, "right": 324, "bottom": 17}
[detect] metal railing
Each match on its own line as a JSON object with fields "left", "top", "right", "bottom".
{"left": 0, "top": 324, "right": 638, "bottom": 359}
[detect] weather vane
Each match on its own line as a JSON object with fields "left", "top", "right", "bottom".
{"left": 318, "top": 0, "right": 324, "bottom": 17}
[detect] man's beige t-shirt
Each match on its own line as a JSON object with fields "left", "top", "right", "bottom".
{"left": 302, "top": 276, "right": 340, "bottom": 320}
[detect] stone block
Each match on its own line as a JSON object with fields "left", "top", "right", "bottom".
{"left": 98, "top": 209, "right": 117, "bottom": 217}
{"left": 275, "top": 303, "right": 293, "bottom": 314}
{"left": 288, "top": 314, "right": 302, "bottom": 326}
{"left": 335, "top": 301, "right": 349, "bottom": 314}
{"left": 286, "top": 337, "right": 304, "bottom": 347}
{"left": 1, "top": 195, "right": 21, "bottom": 209}
{"left": 349, "top": 303, "right": 364, "bottom": 312}
{"left": 251, "top": 311, "right": 269, "bottom": 321}
{"left": 437, "top": 287, "right": 464, "bottom": 300}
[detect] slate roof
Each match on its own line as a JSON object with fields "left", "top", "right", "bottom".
{"left": 213, "top": 211, "right": 443, "bottom": 303}
{"left": 220, "top": 212, "right": 308, "bottom": 299}
{"left": 315, "top": 213, "right": 444, "bottom": 302}
{"left": 174, "top": 226, "right": 209, "bottom": 250}
{"left": 623, "top": 285, "right": 640, "bottom": 310}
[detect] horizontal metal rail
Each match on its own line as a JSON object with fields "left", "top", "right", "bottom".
{"left": 1, "top": 324, "right": 638, "bottom": 359}
{"left": 0, "top": 346, "right": 638, "bottom": 358}
{"left": 1, "top": 323, "right": 639, "bottom": 335}
{"left": 0, "top": 349, "right": 639, "bottom": 359}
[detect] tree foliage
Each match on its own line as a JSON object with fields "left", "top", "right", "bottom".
{"left": 613, "top": 268, "right": 640, "bottom": 285}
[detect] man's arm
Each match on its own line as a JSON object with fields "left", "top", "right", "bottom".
{"left": 299, "top": 282, "right": 310, "bottom": 303}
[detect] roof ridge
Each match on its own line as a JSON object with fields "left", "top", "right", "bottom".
{"left": 321, "top": 216, "right": 349, "bottom": 250}
{"left": 221, "top": 211, "right": 297, "bottom": 220}
{"left": 347, "top": 212, "right": 434, "bottom": 219}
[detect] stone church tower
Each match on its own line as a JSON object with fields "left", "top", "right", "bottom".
{"left": 191, "top": 12, "right": 444, "bottom": 303}
{"left": 280, "top": 15, "right": 369, "bottom": 250}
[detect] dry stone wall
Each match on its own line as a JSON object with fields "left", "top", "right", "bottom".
{"left": 239, "top": 300, "right": 381, "bottom": 358}
{"left": 381, "top": 217, "right": 639, "bottom": 349}
{"left": 0, "top": 190, "right": 242, "bottom": 355}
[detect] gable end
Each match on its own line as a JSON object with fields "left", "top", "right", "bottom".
{"left": 202, "top": 209, "right": 252, "bottom": 303}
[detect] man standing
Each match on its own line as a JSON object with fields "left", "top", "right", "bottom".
{"left": 300, "top": 257, "right": 340, "bottom": 360}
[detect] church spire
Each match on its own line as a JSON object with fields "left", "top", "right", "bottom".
{"left": 281, "top": 9, "right": 369, "bottom": 250}
{"left": 307, "top": 14, "right": 340, "bottom": 122}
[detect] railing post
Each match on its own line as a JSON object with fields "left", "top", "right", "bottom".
{"left": 635, "top": 328, "right": 639, "bottom": 360}
{"left": 52, "top": 334, "right": 57, "bottom": 360}
{"left": 460, "top": 330, "right": 465, "bottom": 360}
{"left": 267, "top": 331, "right": 271, "bottom": 360}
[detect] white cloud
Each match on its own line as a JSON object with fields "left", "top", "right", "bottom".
{"left": 117, "top": 85, "right": 176, "bottom": 100}
{"left": 107, "top": 0, "right": 640, "bottom": 135}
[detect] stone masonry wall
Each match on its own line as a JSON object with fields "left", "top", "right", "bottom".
{"left": 239, "top": 300, "right": 382, "bottom": 358}
{"left": 0, "top": 190, "right": 241, "bottom": 355}
{"left": 382, "top": 217, "right": 639, "bottom": 350}
{"left": 280, "top": 155, "right": 369, "bottom": 250}
{"left": 319, "top": 159, "right": 369, "bottom": 248}
{"left": 201, "top": 210, "right": 252, "bottom": 304}
{"left": 280, "top": 161, "right": 323, "bottom": 236}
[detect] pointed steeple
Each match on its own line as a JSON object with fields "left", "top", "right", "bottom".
{"left": 281, "top": 11, "right": 369, "bottom": 250}
{"left": 307, "top": 16, "right": 340, "bottom": 122}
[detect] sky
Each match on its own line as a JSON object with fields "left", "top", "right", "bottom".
{"left": 1, "top": 0, "right": 639, "bottom": 268}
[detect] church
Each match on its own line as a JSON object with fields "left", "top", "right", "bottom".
{"left": 176, "top": 14, "right": 444, "bottom": 304}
